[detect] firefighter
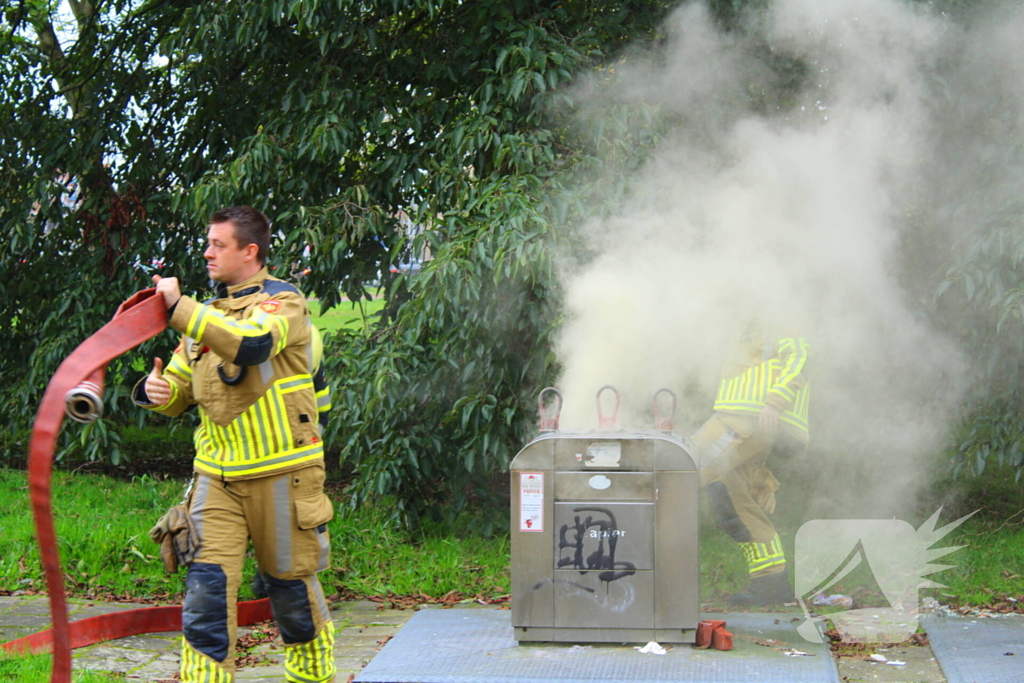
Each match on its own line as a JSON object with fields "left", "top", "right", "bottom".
{"left": 135, "top": 206, "right": 335, "bottom": 682}
{"left": 693, "top": 320, "right": 810, "bottom": 606}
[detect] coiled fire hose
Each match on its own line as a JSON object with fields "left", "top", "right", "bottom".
{"left": 2, "top": 288, "right": 271, "bottom": 681}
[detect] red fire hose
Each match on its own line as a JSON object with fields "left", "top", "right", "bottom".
{"left": 1, "top": 288, "right": 271, "bottom": 681}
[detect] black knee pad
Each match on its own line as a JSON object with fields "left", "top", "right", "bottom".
{"left": 264, "top": 573, "right": 316, "bottom": 644}
{"left": 707, "top": 481, "right": 752, "bottom": 543}
{"left": 182, "top": 563, "right": 229, "bottom": 662}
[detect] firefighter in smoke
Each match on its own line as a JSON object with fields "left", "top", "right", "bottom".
{"left": 135, "top": 206, "right": 335, "bottom": 682}
{"left": 693, "top": 320, "right": 810, "bottom": 606}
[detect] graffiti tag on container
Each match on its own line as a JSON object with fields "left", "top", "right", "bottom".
{"left": 557, "top": 506, "right": 636, "bottom": 586}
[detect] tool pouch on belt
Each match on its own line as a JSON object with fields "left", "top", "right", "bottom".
{"left": 751, "top": 467, "right": 781, "bottom": 515}
{"left": 148, "top": 505, "right": 198, "bottom": 573}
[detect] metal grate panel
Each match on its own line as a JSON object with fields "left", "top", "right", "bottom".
{"left": 355, "top": 609, "right": 840, "bottom": 683}
{"left": 923, "top": 616, "right": 1024, "bottom": 683}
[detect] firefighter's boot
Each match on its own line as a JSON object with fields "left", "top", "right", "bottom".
{"left": 729, "top": 567, "right": 795, "bottom": 607}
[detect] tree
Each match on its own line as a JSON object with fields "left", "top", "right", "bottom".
{"left": 923, "top": 1, "right": 1024, "bottom": 484}
{"left": 1, "top": 0, "right": 677, "bottom": 516}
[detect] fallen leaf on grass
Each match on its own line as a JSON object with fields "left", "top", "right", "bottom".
{"left": 234, "top": 620, "right": 280, "bottom": 670}
{"left": 365, "top": 591, "right": 512, "bottom": 610}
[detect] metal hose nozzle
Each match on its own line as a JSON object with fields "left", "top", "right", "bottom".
{"left": 64, "top": 381, "right": 104, "bottom": 423}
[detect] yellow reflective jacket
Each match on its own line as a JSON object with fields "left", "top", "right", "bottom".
{"left": 713, "top": 323, "right": 810, "bottom": 443}
{"left": 134, "top": 268, "right": 331, "bottom": 480}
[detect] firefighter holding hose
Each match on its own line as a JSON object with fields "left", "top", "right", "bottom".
{"left": 693, "top": 320, "right": 810, "bottom": 606}
{"left": 134, "top": 206, "right": 335, "bottom": 682}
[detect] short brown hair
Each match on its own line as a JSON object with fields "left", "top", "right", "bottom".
{"left": 210, "top": 206, "right": 270, "bottom": 263}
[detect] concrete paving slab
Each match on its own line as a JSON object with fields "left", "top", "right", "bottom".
{"left": 834, "top": 644, "right": 946, "bottom": 683}
{"left": 125, "top": 651, "right": 179, "bottom": 681}
{"left": 73, "top": 601, "right": 152, "bottom": 618}
{"left": 338, "top": 624, "right": 404, "bottom": 638}
{"left": 922, "top": 616, "right": 1024, "bottom": 683}
{"left": 6, "top": 598, "right": 61, "bottom": 617}
{"left": 355, "top": 610, "right": 841, "bottom": 683}
{"left": 339, "top": 613, "right": 413, "bottom": 626}
{"left": 234, "top": 664, "right": 287, "bottom": 679}
{"left": 0, "top": 597, "right": 22, "bottom": 613}
{"left": 0, "top": 613, "right": 52, "bottom": 629}
{"left": 336, "top": 634, "right": 399, "bottom": 649}
{"left": 0, "top": 626, "right": 35, "bottom": 643}
{"left": 74, "top": 644, "right": 162, "bottom": 674}
{"left": 99, "top": 633, "right": 178, "bottom": 650}
{"left": 336, "top": 655, "right": 375, "bottom": 668}
{"left": 0, "top": 595, "right": 107, "bottom": 630}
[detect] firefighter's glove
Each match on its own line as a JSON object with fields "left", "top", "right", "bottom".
{"left": 149, "top": 505, "right": 198, "bottom": 573}
{"left": 751, "top": 467, "right": 780, "bottom": 515}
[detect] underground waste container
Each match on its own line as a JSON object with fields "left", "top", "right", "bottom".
{"left": 510, "top": 387, "right": 700, "bottom": 644}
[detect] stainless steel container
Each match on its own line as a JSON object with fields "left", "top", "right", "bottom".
{"left": 510, "top": 388, "right": 700, "bottom": 643}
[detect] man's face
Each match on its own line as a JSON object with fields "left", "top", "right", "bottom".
{"left": 204, "top": 221, "right": 257, "bottom": 285}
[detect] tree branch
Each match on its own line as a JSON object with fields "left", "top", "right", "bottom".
{"left": 66, "top": 0, "right": 95, "bottom": 30}
{"left": 32, "top": 15, "right": 86, "bottom": 115}
{"left": 33, "top": 15, "right": 62, "bottom": 62}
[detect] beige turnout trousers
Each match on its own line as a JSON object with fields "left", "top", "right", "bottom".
{"left": 694, "top": 413, "right": 786, "bottom": 578}
{"left": 181, "top": 464, "right": 336, "bottom": 682}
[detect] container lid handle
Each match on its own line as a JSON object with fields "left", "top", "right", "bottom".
{"left": 537, "top": 387, "right": 562, "bottom": 432}
{"left": 653, "top": 388, "right": 677, "bottom": 432}
{"left": 596, "top": 385, "right": 620, "bottom": 431}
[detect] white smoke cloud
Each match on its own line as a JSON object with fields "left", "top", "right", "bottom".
{"left": 554, "top": 0, "right": 979, "bottom": 513}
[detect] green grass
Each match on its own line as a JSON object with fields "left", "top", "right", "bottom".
{"left": 0, "top": 650, "right": 123, "bottom": 681}
{"left": 941, "top": 528, "right": 1024, "bottom": 604}
{"left": 921, "top": 462, "right": 1024, "bottom": 606}
{"left": 698, "top": 505, "right": 751, "bottom": 603}
{"left": 0, "top": 469, "right": 510, "bottom": 604}
{"left": 333, "top": 506, "right": 510, "bottom": 598}
{"left": 0, "top": 470, "right": 183, "bottom": 599}
{"left": 308, "top": 297, "right": 385, "bottom": 335}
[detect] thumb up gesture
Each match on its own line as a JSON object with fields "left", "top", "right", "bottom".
{"left": 145, "top": 358, "right": 172, "bottom": 406}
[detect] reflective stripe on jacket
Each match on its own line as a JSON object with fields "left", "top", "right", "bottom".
{"left": 134, "top": 267, "right": 331, "bottom": 480}
{"left": 713, "top": 333, "right": 810, "bottom": 439}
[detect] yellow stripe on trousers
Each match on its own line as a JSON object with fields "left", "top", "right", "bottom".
{"left": 740, "top": 533, "right": 786, "bottom": 575}
{"left": 180, "top": 639, "right": 229, "bottom": 682}
{"left": 285, "top": 622, "right": 336, "bottom": 683}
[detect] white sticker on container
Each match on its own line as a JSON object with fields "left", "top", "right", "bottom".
{"left": 589, "top": 474, "right": 612, "bottom": 490}
{"left": 519, "top": 472, "right": 544, "bottom": 532}
{"left": 585, "top": 442, "right": 621, "bottom": 468}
